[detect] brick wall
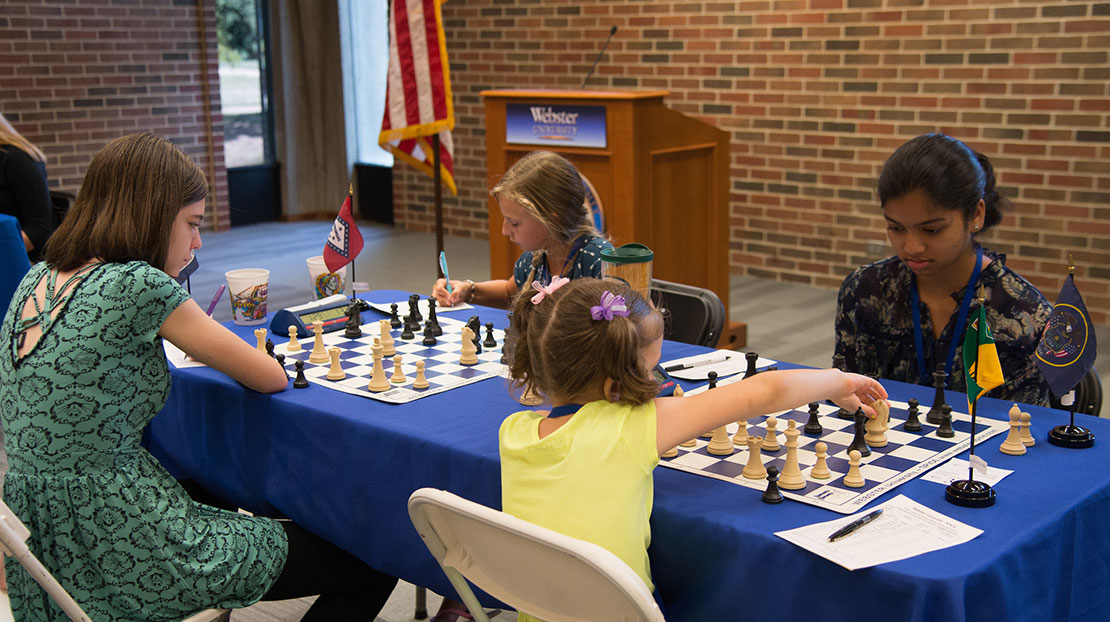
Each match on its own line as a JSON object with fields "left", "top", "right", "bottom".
{"left": 0, "top": 0, "right": 228, "bottom": 230}
{"left": 392, "top": 0, "right": 1110, "bottom": 324}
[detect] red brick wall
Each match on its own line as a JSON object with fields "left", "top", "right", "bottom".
{"left": 0, "top": 0, "right": 228, "bottom": 230}
{"left": 392, "top": 0, "right": 1110, "bottom": 324}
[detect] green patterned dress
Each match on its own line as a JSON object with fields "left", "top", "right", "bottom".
{"left": 0, "top": 261, "right": 286, "bottom": 621}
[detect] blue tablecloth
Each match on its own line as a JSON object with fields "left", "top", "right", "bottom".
{"left": 148, "top": 290, "right": 1110, "bottom": 622}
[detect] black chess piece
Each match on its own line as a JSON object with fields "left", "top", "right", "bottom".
{"left": 292, "top": 360, "right": 310, "bottom": 389}
{"left": 400, "top": 317, "right": 415, "bottom": 340}
{"left": 707, "top": 370, "right": 718, "bottom": 390}
{"left": 344, "top": 301, "right": 363, "bottom": 339}
{"left": 389, "top": 303, "right": 402, "bottom": 329}
{"left": 903, "top": 397, "right": 923, "bottom": 431}
{"left": 423, "top": 323, "right": 437, "bottom": 346}
{"left": 483, "top": 322, "right": 497, "bottom": 349}
{"left": 743, "top": 351, "right": 759, "bottom": 379}
{"left": 409, "top": 293, "right": 423, "bottom": 323}
{"left": 427, "top": 297, "right": 443, "bottom": 336}
{"left": 936, "top": 404, "right": 955, "bottom": 438}
{"left": 275, "top": 353, "right": 287, "bottom": 377}
{"left": 762, "top": 466, "right": 784, "bottom": 504}
{"left": 837, "top": 404, "right": 854, "bottom": 420}
{"left": 927, "top": 363, "right": 948, "bottom": 424}
{"left": 847, "top": 407, "right": 871, "bottom": 457}
{"left": 804, "top": 402, "right": 823, "bottom": 435}
{"left": 265, "top": 339, "right": 275, "bottom": 357}
{"left": 466, "top": 315, "right": 482, "bottom": 354}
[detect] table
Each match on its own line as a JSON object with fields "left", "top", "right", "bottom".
{"left": 148, "top": 290, "right": 1110, "bottom": 622}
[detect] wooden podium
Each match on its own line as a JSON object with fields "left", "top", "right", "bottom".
{"left": 481, "top": 89, "right": 745, "bottom": 348}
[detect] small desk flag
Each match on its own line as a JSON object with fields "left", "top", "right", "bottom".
{"left": 1035, "top": 274, "right": 1097, "bottom": 399}
{"left": 323, "top": 194, "right": 364, "bottom": 273}
{"left": 963, "top": 304, "right": 1004, "bottom": 408}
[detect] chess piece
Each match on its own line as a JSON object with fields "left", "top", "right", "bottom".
{"left": 702, "top": 371, "right": 720, "bottom": 438}
{"left": 761, "top": 416, "right": 780, "bottom": 452}
{"left": 778, "top": 420, "right": 805, "bottom": 490}
{"left": 1018, "top": 407, "right": 1035, "bottom": 447}
{"left": 743, "top": 351, "right": 759, "bottom": 378}
{"left": 804, "top": 402, "right": 822, "bottom": 435}
{"left": 427, "top": 297, "right": 442, "bottom": 336}
{"left": 843, "top": 449, "right": 865, "bottom": 487}
{"left": 390, "top": 355, "right": 406, "bottom": 384}
{"left": 466, "top": 315, "right": 482, "bottom": 354}
{"left": 459, "top": 326, "right": 479, "bottom": 365}
{"left": 864, "top": 399, "right": 889, "bottom": 447}
{"left": 412, "top": 360, "right": 429, "bottom": 389}
{"left": 308, "top": 322, "right": 329, "bottom": 364}
{"left": 662, "top": 445, "right": 679, "bottom": 458}
{"left": 265, "top": 339, "right": 275, "bottom": 358}
{"left": 408, "top": 293, "right": 423, "bottom": 323}
{"left": 292, "top": 360, "right": 310, "bottom": 389}
{"left": 706, "top": 426, "right": 734, "bottom": 456}
{"left": 810, "top": 441, "right": 831, "bottom": 479}
{"left": 275, "top": 353, "right": 287, "bottom": 377}
{"left": 1000, "top": 407, "right": 1026, "bottom": 455}
{"left": 904, "top": 397, "right": 923, "bottom": 431}
{"left": 927, "top": 363, "right": 948, "bottom": 424}
{"left": 848, "top": 408, "right": 871, "bottom": 457}
{"left": 936, "top": 404, "right": 955, "bottom": 438}
{"left": 483, "top": 322, "right": 497, "bottom": 349}
{"left": 286, "top": 325, "right": 301, "bottom": 352}
{"left": 762, "top": 466, "right": 784, "bottom": 504}
{"left": 344, "top": 301, "right": 362, "bottom": 339}
{"left": 400, "top": 317, "right": 415, "bottom": 340}
{"left": 423, "top": 323, "right": 437, "bottom": 346}
{"left": 367, "top": 340, "right": 391, "bottom": 392}
{"left": 389, "top": 303, "right": 402, "bottom": 329}
{"left": 732, "top": 420, "right": 748, "bottom": 446}
{"left": 379, "top": 319, "right": 396, "bottom": 356}
{"left": 742, "top": 436, "right": 767, "bottom": 480}
{"left": 326, "top": 347, "right": 345, "bottom": 381}
{"left": 518, "top": 384, "right": 545, "bottom": 406}
{"left": 255, "top": 328, "right": 267, "bottom": 352}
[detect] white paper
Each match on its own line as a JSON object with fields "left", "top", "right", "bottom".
{"left": 774, "top": 494, "right": 983, "bottom": 570}
{"left": 920, "top": 458, "right": 1012, "bottom": 487}
{"left": 661, "top": 350, "right": 776, "bottom": 381}
{"left": 164, "top": 341, "right": 206, "bottom": 368}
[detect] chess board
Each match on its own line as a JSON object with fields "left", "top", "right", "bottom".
{"left": 273, "top": 315, "right": 508, "bottom": 404}
{"left": 660, "top": 400, "right": 1010, "bottom": 513}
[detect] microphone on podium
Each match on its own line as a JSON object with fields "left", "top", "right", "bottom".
{"left": 580, "top": 25, "right": 618, "bottom": 89}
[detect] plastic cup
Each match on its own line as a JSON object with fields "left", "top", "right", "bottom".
{"left": 225, "top": 268, "right": 270, "bottom": 325}
{"left": 306, "top": 255, "right": 347, "bottom": 300}
{"left": 600, "top": 243, "right": 653, "bottom": 302}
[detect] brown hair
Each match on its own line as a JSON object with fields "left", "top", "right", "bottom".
{"left": 0, "top": 111, "right": 46, "bottom": 162}
{"left": 506, "top": 277, "right": 663, "bottom": 406}
{"left": 44, "top": 132, "right": 208, "bottom": 272}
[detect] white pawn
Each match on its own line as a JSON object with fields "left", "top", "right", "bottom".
{"left": 732, "top": 420, "right": 748, "bottom": 446}
{"left": 762, "top": 416, "right": 780, "bottom": 452}
{"left": 706, "top": 426, "right": 734, "bottom": 456}
{"left": 379, "top": 319, "right": 396, "bottom": 357}
{"left": 810, "top": 441, "right": 831, "bottom": 479}
{"left": 412, "top": 360, "right": 429, "bottom": 390}
{"left": 287, "top": 325, "right": 301, "bottom": 351}
{"left": 325, "top": 347, "right": 345, "bottom": 381}
{"left": 742, "top": 436, "right": 767, "bottom": 480}
{"left": 459, "top": 326, "right": 479, "bottom": 365}
{"left": 390, "top": 354, "right": 406, "bottom": 384}
{"left": 255, "top": 328, "right": 267, "bottom": 352}
{"left": 1019, "top": 410, "right": 1035, "bottom": 447}
{"left": 1000, "top": 406, "right": 1026, "bottom": 456}
{"left": 843, "top": 449, "right": 865, "bottom": 487}
{"left": 308, "top": 322, "right": 329, "bottom": 364}
{"left": 779, "top": 420, "right": 805, "bottom": 490}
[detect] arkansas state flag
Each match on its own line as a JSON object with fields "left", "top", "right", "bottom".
{"left": 1036, "top": 273, "right": 1097, "bottom": 398}
{"left": 323, "top": 194, "right": 364, "bottom": 272}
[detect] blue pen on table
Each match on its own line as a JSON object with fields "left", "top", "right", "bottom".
{"left": 439, "top": 251, "right": 453, "bottom": 294}
{"left": 205, "top": 284, "right": 226, "bottom": 316}
{"left": 827, "top": 509, "right": 883, "bottom": 542}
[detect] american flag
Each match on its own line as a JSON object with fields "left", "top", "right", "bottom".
{"left": 379, "top": 0, "right": 456, "bottom": 194}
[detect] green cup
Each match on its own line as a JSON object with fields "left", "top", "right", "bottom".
{"left": 600, "top": 243, "right": 653, "bottom": 301}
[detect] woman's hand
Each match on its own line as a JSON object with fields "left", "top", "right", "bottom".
{"left": 432, "top": 278, "right": 471, "bottom": 307}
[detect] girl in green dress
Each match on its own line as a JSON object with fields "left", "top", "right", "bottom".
{"left": 0, "top": 133, "right": 396, "bottom": 621}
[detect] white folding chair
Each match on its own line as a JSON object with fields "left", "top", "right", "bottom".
{"left": 0, "top": 498, "right": 229, "bottom": 622}
{"left": 407, "top": 488, "right": 666, "bottom": 622}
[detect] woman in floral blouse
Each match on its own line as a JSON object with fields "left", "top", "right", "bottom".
{"left": 834, "top": 133, "right": 1052, "bottom": 406}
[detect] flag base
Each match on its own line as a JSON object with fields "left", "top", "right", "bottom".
{"left": 945, "top": 479, "right": 996, "bottom": 508}
{"left": 1047, "top": 424, "right": 1095, "bottom": 449}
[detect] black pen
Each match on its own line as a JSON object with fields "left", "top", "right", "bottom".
{"left": 664, "top": 355, "right": 730, "bottom": 372}
{"left": 827, "top": 509, "right": 883, "bottom": 542}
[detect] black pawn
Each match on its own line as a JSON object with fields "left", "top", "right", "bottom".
{"left": 936, "top": 404, "right": 955, "bottom": 438}
{"left": 804, "top": 402, "right": 823, "bottom": 435}
{"left": 389, "top": 303, "right": 402, "bottom": 329}
{"left": 275, "top": 353, "right": 287, "bottom": 377}
{"left": 400, "top": 318, "right": 415, "bottom": 340}
{"left": 427, "top": 297, "right": 442, "bottom": 336}
{"left": 903, "top": 397, "right": 923, "bottom": 431}
{"left": 409, "top": 294, "right": 423, "bottom": 323}
{"left": 707, "top": 370, "right": 718, "bottom": 389}
{"left": 423, "top": 323, "right": 437, "bottom": 346}
{"left": 927, "top": 363, "right": 948, "bottom": 424}
{"left": 292, "top": 360, "right": 310, "bottom": 389}
{"left": 847, "top": 407, "right": 871, "bottom": 457}
{"left": 743, "top": 351, "right": 759, "bottom": 379}
{"left": 265, "top": 339, "right": 275, "bottom": 358}
{"left": 762, "top": 466, "right": 784, "bottom": 504}
{"left": 483, "top": 322, "right": 497, "bottom": 349}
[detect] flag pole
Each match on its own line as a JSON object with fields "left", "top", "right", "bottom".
{"left": 348, "top": 183, "right": 356, "bottom": 299}
{"left": 433, "top": 134, "right": 444, "bottom": 277}
{"left": 967, "top": 285, "right": 984, "bottom": 484}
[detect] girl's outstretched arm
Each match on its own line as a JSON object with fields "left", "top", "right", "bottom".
{"left": 654, "top": 369, "right": 886, "bottom": 456}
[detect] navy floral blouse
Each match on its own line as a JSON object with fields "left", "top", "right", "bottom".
{"left": 834, "top": 249, "right": 1053, "bottom": 406}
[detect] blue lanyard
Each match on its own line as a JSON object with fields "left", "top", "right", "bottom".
{"left": 537, "top": 235, "right": 590, "bottom": 285}
{"left": 909, "top": 245, "right": 982, "bottom": 385}
{"left": 548, "top": 403, "right": 584, "bottom": 418}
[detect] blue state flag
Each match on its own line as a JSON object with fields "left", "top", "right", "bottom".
{"left": 1035, "top": 273, "right": 1097, "bottom": 398}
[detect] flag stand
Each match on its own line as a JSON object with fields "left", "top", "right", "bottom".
{"left": 1043, "top": 257, "right": 1096, "bottom": 449}
{"left": 1047, "top": 391, "right": 1095, "bottom": 448}
{"left": 945, "top": 288, "right": 996, "bottom": 508}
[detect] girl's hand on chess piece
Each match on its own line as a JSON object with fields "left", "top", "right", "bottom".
{"left": 829, "top": 371, "right": 888, "bottom": 419}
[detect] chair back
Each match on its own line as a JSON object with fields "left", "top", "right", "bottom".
{"left": 407, "top": 488, "right": 665, "bottom": 622}
{"left": 650, "top": 278, "right": 725, "bottom": 348}
{"left": 1, "top": 214, "right": 32, "bottom": 313}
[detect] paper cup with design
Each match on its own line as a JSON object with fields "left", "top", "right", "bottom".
{"left": 306, "top": 255, "right": 346, "bottom": 300}
{"left": 225, "top": 268, "right": 270, "bottom": 325}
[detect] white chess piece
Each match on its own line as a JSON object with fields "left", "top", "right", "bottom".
{"left": 412, "top": 360, "right": 429, "bottom": 389}
{"left": 326, "top": 347, "right": 345, "bottom": 381}
{"left": 287, "top": 325, "right": 301, "bottom": 351}
{"left": 459, "top": 326, "right": 479, "bottom": 365}
{"left": 810, "top": 441, "right": 831, "bottom": 479}
{"left": 762, "top": 416, "right": 780, "bottom": 452}
{"left": 390, "top": 354, "right": 406, "bottom": 384}
{"left": 380, "top": 319, "right": 396, "bottom": 357}
{"left": 732, "top": 420, "right": 748, "bottom": 446}
{"left": 1019, "top": 410, "right": 1035, "bottom": 447}
{"left": 742, "top": 436, "right": 767, "bottom": 480}
{"left": 255, "top": 328, "right": 267, "bottom": 352}
{"left": 865, "top": 400, "right": 889, "bottom": 447}
{"left": 1000, "top": 407, "right": 1026, "bottom": 455}
{"left": 843, "top": 449, "right": 865, "bottom": 487}
{"left": 367, "top": 340, "right": 391, "bottom": 392}
{"left": 778, "top": 420, "right": 805, "bottom": 490}
{"left": 308, "top": 322, "right": 329, "bottom": 364}
{"left": 706, "top": 426, "right": 734, "bottom": 456}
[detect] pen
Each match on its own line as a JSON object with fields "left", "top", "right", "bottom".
{"left": 827, "top": 509, "right": 883, "bottom": 542}
{"left": 439, "top": 251, "right": 453, "bottom": 294}
{"left": 205, "top": 284, "right": 226, "bottom": 316}
{"left": 664, "top": 355, "right": 731, "bottom": 372}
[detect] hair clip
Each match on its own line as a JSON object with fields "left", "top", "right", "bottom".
{"left": 591, "top": 291, "right": 629, "bottom": 321}
{"left": 530, "top": 275, "right": 570, "bottom": 305}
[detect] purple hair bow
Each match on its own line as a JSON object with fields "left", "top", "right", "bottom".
{"left": 591, "top": 291, "right": 629, "bottom": 321}
{"left": 530, "top": 275, "right": 570, "bottom": 305}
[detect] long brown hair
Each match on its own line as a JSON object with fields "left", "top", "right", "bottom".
{"left": 506, "top": 278, "right": 663, "bottom": 406}
{"left": 44, "top": 133, "right": 208, "bottom": 272}
{"left": 0, "top": 111, "right": 46, "bottom": 162}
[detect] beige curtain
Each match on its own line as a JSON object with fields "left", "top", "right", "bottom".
{"left": 270, "top": 0, "right": 349, "bottom": 219}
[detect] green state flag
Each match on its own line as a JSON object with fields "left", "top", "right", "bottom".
{"left": 963, "top": 305, "right": 1004, "bottom": 408}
